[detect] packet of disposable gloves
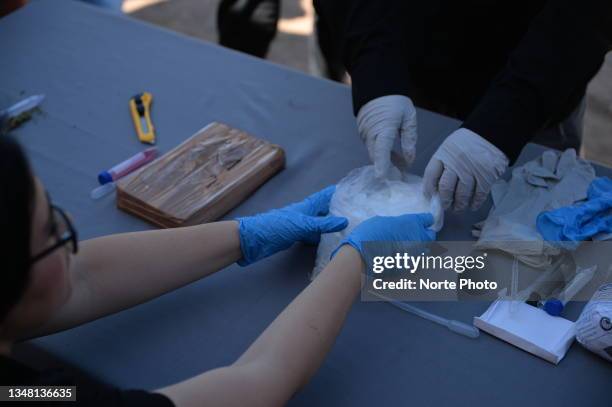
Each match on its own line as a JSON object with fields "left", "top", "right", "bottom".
{"left": 311, "top": 165, "right": 443, "bottom": 279}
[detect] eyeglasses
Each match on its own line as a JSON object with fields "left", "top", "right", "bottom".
{"left": 30, "top": 199, "right": 78, "bottom": 265}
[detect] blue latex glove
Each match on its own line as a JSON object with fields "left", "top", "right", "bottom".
{"left": 537, "top": 177, "right": 612, "bottom": 249}
{"left": 237, "top": 186, "right": 348, "bottom": 265}
{"left": 333, "top": 213, "right": 436, "bottom": 259}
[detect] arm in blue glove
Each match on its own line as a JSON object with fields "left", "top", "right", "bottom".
{"left": 238, "top": 186, "right": 349, "bottom": 265}
{"left": 333, "top": 213, "right": 436, "bottom": 260}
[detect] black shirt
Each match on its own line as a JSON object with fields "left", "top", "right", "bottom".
{"left": 1, "top": 354, "right": 174, "bottom": 406}
{"left": 314, "top": 0, "right": 612, "bottom": 162}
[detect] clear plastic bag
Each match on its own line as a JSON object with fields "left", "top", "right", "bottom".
{"left": 311, "top": 165, "right": 443, "bottom": 278}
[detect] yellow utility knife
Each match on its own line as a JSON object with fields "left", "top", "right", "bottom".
{"left": 129, "top": 92, "right": 155, "bottom": 144}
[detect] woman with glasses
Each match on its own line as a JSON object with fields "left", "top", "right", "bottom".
{"left": 0, "top": 136, "right": 435, "bottom": 407}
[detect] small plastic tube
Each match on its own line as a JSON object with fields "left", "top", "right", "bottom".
{"left": 517, "top": 256, "right": 569, "bottom": 304}
{"left": 98, "top": 147, "right": 158, "bottom": 185}
{"left": 541, "top": 265, "right": 597, "bottom": 316}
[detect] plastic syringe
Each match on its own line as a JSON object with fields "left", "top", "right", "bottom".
{"left": 371, "top": 292, "right": 480, "bottom": 339}
{"left": 538, "top": 265, "right": 597, "bottom": 316}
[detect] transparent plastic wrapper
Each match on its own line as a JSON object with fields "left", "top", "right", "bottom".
{"left": 576, "top": 283, "right": 612, "bottom": 362}
{"left": 117, "top": 122, "right": 285, "bottom": 227}
{"left": 311, "top": 166, "right": 443, "bottom": 279}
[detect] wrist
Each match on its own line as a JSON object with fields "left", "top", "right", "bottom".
{"left": 350, "top": 46, "right": 415, "bottom": 116}
{"left": 458, "top": 127, "right": 508, "bottom": 163}
{"left": 330, "top": 245, "right": 365, "bottom": 276}
{"left": 227, "top": 220, "right": 244, "bottom": 264}
{"left": 357, "top": 95, "right": 414, "bottom": 130}
{"left": 235, "top": 218, "right": 255, "bottom": 266}
{"left": 331, "top": 236, "right": 362, "bottom": 261}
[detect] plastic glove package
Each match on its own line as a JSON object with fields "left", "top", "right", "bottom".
{"left": 475, "top": 149, "right": 595, "bottom": 268}
{"left": 576, "top": 283, "right": 612, "bottom": 362}
{"left": 311, "top": 166, "right": 443, "bottom": 279}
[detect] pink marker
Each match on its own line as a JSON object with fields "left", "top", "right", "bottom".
{"left": 98, "top": 147, "right": 158, "bottom": 185}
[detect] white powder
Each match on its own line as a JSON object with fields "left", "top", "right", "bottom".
{"left": 312, "top": 165, "right": 443, "bottom": 279}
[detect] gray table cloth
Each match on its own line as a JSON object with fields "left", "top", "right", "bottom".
{"left": 1, "top": 1, "right": 610, "bottom": 406}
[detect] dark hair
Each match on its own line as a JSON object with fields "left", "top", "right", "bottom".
{"left": 0, "top": 136, "right": 35, "bottom": 322}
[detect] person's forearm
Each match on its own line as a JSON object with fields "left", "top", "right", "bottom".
{"left": 35, "top": 221, "right": 242, "bottom": 335}
{"left": 235, "top": 245, "right": 362, "bottom": 387}
{"left": 158, "top": 246, "right": 364, "bottom": 407}
{"left": 314, "top": 0, "right": 413, "bottom": 114}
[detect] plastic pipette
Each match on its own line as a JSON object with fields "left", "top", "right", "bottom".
{"left": 91, "top": 182, "right": 116, "bottom": 200}
{"left": 371, "top": 292, "right": 480, "bottom": 339}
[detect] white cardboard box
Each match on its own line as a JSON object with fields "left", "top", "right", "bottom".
{"left": 474, "top": 300, "right": 575, "bottom": 364}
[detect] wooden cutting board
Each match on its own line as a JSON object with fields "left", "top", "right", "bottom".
{"left": 116, "top": 122, "right": 285, "bottom": 227}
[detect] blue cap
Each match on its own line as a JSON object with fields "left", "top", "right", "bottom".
{"left": 98, "top": 171, "right": 113, "bottom": 185}
{"left": 543, "top": 298, "right": 564, "bottom": 317}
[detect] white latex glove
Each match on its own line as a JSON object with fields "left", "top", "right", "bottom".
{"left": 423, "top": 128, "right": 509, "bottom": 211}
{"left": 356, "top": 95, "right": 417, "bottom": 178}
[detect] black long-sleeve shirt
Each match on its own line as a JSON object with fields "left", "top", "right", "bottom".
{"left": 1, "top": 354, "right": 174, "bottom": 407}
{"left": 314, "top": 0, "right": 612, "bottom": 162}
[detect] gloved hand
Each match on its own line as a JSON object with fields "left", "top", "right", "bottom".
{"left": 423, "top": 128, "right": 509, "bottom": 211}
{"left": 333, "top": 213, "right": 436, "bottom": 259}
{"left": 237, "top": 186, "right": 348, "bottom": 266}
{"left": 357, "top": 95, "right": 418, "bottom": 179}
